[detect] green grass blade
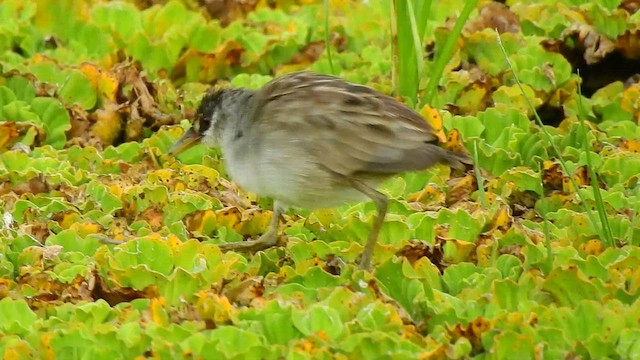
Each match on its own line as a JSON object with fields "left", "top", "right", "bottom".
{"left": 406, "top": 0, "right": 423, "bottom": 86}
{"left": 473, "top": 140, "right": 488, "bottom": 209}
{"left": 423, "top": 0, "right": 479, "bottom": 105}
{"left": 628, "top": 183, "right": 640, "bottom": 245}
{"left": 391, "top": 0, "right": 431, "bottom": 105}
{"left": 540, "top": 163, "right": 554, "bottom": 274}
{"left": 323, "top": 0, "right": 335, "bottom": 74}
{"left": 576, "top": 71, "right": 614, "bottom": 248}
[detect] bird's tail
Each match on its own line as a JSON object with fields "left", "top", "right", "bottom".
{"left": 442, "top": 149, "right": 473, "bottom": 170}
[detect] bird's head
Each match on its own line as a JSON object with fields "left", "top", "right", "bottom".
{"left": 169, "top": 88, "right": 251, "bottom": 155}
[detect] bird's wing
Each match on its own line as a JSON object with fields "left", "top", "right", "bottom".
{"left": 252, "top": 71, "right": 466, "bottom": 177}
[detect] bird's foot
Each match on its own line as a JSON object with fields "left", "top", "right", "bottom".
{"left": 217, "top": 230, "right": 279, "bottom": 252}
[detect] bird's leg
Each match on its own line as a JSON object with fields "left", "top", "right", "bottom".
{"left": 349, "top": 179, "right": 388, "bottom": 270}
{"left": 217, "top": 202, "right": 285, "bottom": 252}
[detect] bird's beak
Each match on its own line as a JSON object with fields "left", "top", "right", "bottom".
{"left": 169, "top": 127, "right": 201, "bottom": 155}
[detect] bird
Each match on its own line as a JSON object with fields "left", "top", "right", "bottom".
{"left": 169, "top": 71, "right": 470, "bottom": 270}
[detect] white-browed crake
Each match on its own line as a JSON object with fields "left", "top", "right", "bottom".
{"left": 170, "top": 71, "right": 470, "bottom": 269}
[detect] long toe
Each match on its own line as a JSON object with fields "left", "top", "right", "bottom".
{"left": 358, "top": 253, "right": 372, "bottom": 271}
{"left": 217, "top": 230, "right": 279, "bottom": 253}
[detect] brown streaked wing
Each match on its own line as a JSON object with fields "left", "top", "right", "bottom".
{"left": 253, "top": 72, "right": 453, "bottom": 176}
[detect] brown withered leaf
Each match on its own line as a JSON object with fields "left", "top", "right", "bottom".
{"left": 118, "top": 62, "right": 177, "bottom": 128}
{"left": 60, "top": 275, "right": 96, "bottom": 303}
{"left": 138, "top": 206, "right": 164, "bottom": 232}
{"left": 172, "top": 41, "right": 244, "bottom": 83}
{"left": 620, "top": 0, "right": 640, "bottom": 14}
{"left": 222, "top": 277, "right": 265, "bottom": 307}
{"left": 90, "top": 101, "right": 124, "bottom": 146}
{"left": 195, "top": 291, "right": 238, "bottom": 329}
{"left": 0, "top": 121, "right": 47, "bottom": 149}
{"left": 0, "top": 122, "right": 19, "bottom": 149}
{"left": 483, "top": 205, "right": 513, "bottom": 233}
{"left": 464, "top": 2, "right": 520, "bottom": 34}
{"left": 199, "top": 0, "right": 260, "bottom": 26}
{"left": 545, "top": 29, "right": 640, "bottom": 97}
{"left": 448, "top": 317, "right": 492, "bottom": 355}
{"left": 281, "top": 40, "right": 326, "bottom": 72}
{"left": 508, "top": 190, "right": 538, "bottom": 217}
{"left": 184, "top": 210, "right": 214, "bottom": 234}
{"left": 66, "top": 105, "right": 92, "bottom": 145}
{"left": 443, "top": 66, "right": 495, "bottom": 115}
{"left": 474, "top": 233, "right": 494, "bottom": 267}
{"left": 407, "top": 184, "right": 446, "bottom": 210}
{"left": 446, "top": 174, "right": 476, "bottom": 206}
{"left": 19, "top": 272, "right": 95, "bottom": 310}
{"left": 19, "top": 222, "right": 51, "bottom": 244}
{"left": 0, "top": 175, "right": 50, "bottom": 197}
{"left": 396, "top": 239, "right": 445, "bottom": 271}
{"left": 0, "top": 278, "right": 13, "bottom": 299}
{"left": 64, "top": 61, "right": 180, "bottom": 148}
{"left": 617, "top": 30, "right": 640, "bottom": 59}
{"left": 323, "top": 254, "right": 345, "bottom": 276}
{"left": 125, "top": 104, "right": 146, "bottom": 141}
{"left": 542, "top": 161, "right": 566, "bottom": 191}
{"left": 561, "top": 23, "right": 616, "bottom": 64}
{"left": 92, "top": 271, "right": 158, "bottom": 306}
{"left": 540, "top": 39, "right": 564, "bottom": 54}
{"left": 130, "top": 0, "right": 162, "bottom": 9}
{"left": 282, "top": 33, "right": 346, "bottom": 72}
{"left": 444, "top": 128, "right": 471, "bottom": 158}
{"left": 572, "top": 165, "right": 589, "bottom": 187}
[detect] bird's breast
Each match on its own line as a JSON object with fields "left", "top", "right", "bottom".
{"left": 221, "top": 136, "right": 366, "bottom": 209}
